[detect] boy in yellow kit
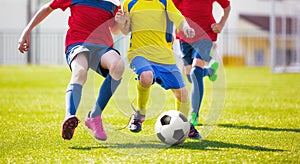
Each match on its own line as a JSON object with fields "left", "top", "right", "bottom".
{"left": 121, "top": 0, "right": 201, "bottom": 139}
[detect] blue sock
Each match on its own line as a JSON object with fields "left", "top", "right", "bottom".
{"left": 203, "top": 68, "right": 209, "bottom": 77}
{"left": 203, "top": 68, "right": 215, "bottom": 77}
{"left": 65, "top": 83, "right": 82, "bottom": 117}
{"left": 190, "top": 66, "right": 204, "bottom": 115}
{"left": 90, "top": 74, "right": 121, "bottom": 118}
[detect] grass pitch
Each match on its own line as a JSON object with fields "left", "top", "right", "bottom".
{"left": 0, "top": 65, "right": 299, "bottom": 163}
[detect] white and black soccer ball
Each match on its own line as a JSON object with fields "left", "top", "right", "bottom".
{"left": 155, "top": 110, "right": 190, "bottom": 146}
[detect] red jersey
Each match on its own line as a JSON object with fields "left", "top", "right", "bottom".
{"left": 50, "top": 0, "right": 120, "bottom": 51}
{"left": 173, "top": 0, "right": 230, "bottom": 42}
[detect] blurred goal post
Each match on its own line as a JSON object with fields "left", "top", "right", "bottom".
{"left": 263, "top": 0, "right": 300, "bottom": 73}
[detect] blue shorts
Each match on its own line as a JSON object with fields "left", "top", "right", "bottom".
{"left": 180, "top": 40, "right": 213, "bottom": 66}
{"left": 66, "top": 42, "right": 120, "bottom": 77}
{"left": 130, "top": 56, "right": 186, "bottom": 90}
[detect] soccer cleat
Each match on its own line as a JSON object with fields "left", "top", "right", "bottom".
{"left": 188, "top": 123, "right": 202, "bottom": 139}
{"left": 129, "top": 111, "right": 145, "bottom": 133}
{"left": 85, "top": 112, "right": 107, "bottom": 141}
{"left": 208, "top": 61, "right": 219, "bottom": 82}
{"left": 189, "top": 112, "right": 198, "bottom": 126}
{"left": 62, "top": 115, "right": 79, "bottom": 140}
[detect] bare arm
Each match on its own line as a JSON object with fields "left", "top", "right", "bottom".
{"left": 111, "top": 9, "right": 128, "bottom": 35}
{"left": 120, "top": 14, "right": 131, "bottom": 35}
{"left": 211, "top": 5, "right": 231, "bottom": 33}
{"left": 18, "top": 2, "right": 54, "bottom": 53}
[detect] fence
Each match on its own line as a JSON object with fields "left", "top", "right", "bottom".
{"left": 1, "top": 30, "right": 300, "bottom": 72}
{"left": 0, "top": 31, "right": 129, "bottom": 65}
{"left": 0, "top": 31, "right": 65, "bottom": 65}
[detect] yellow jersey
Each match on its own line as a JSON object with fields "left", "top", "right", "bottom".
{"left": 123, "top": 0, "right": 185, "bottom": 64}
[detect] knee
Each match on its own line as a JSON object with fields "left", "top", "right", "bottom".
{"left": 109, "top": 58, "right": 125, "bottom": 80}
{"left": 139, "top": 71, "right": 153, "bottom": 88}
{"left": 71, "top": 66, "right": 88, "bottom": 85}
{"left": 192, "top": 58, "right": 205, "bottom": 68}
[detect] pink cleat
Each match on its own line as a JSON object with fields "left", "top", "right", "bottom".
{"left": 62, "top": 115, "right": 79, "bottom": 140}
{"left": 85, "top": 114, "right": 107, "bottom": 141}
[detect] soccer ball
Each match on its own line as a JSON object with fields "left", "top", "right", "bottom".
{"left": 155, "top": 110, "right": 190, "bottom": 146}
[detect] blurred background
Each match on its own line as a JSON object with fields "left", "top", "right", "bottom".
{"left": 1, "top": 0, "right": 300, "bottom": 73}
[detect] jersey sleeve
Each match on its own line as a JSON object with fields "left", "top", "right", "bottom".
{"left": 166, "top": 0, "right": 185, "bottom": 29}
{"left": 49, "top": 0, "right": 72, "bottom": 11}
{"left": 216, "top": 0, "right": 230, "bottom": 9}
{"left": 172, "top": 0, "right": 182, "bottom": 11}
{"left": 113, "top": 5, "right": 121, "bottom": 15}
{"left": 122, "top": 0, "right": 130, "bottom": 12}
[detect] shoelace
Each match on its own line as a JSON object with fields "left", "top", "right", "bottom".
{"left": 132, "top": 116, "right": 142, "bottom": 125}
{"left": 117, "top": 99, "right": 137, "bottom": 130}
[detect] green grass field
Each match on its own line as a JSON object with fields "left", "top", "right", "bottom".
{"left": 0, "top": 65, "right": 299, "bottom": 163}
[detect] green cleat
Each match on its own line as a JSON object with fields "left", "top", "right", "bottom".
{"left": 189, "top": 112, "right": 198, "bottom": 126}
{"left": 208, "top": 61, "right": 219, "bottom": 82}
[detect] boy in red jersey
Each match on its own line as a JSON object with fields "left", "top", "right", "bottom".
{"left": 173, "top": 0, "right": 231, "bottom": 126}
{"left": 18, "top": 0, "right": 128, "bottom": 141}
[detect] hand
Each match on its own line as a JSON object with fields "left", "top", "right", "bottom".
{"left": 115, "top": 9, "right": 127, "bottom": 25}
{"left": 183, "top": 26, "right": 195, "bottom": 39}
{"left": 18, "top": 31, "right": 31, "bottom": 53}
{"left": 211, "top": 23, "right": 223, "bottom": 33}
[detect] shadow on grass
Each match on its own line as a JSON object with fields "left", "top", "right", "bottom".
{"left": 172, "top": 139, "right": 284, "bottom": 152}
{"left": 218, "top": 124, "right": 300, "bottom": 133}
{"left": 69, "top": 139, "right": 283, "bottom": 152}
{"left": 69, "top": 141, "right": 166, "bottom": 150}
{"left": 69, "top": 145, "right": 108, "bottom": 150}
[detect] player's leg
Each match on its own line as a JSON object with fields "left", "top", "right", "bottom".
{"left": 62, "top": 50, "right": 89, "bottom": 140}
{"left": 189, "top": 40, "right": 213, "bottom": 126}
{"left": 171, "top": 87, "right": 189, "bottom": 117}
{"left": 183, "top": 65, "right": 192, "bottom": 83}
{"left": 160, "top": 66, "right": 201, "bottom": 139}
{"left": 185, "top": 58, "right": 218, "bottom": 82}
{"left": 203, "top": 52, "right": 219, "bottom": 81}
{"left": 128, "top": 56, "right": 153, "bottom": 132}
{"left": 190, "top": 58, "right": 205, "bottom": 126}
{"left": 86, "top": 50, "right": 124, "bottom": 140}
{"left": 180, "top": 41, "right": 218, "bottom": 83}
{"left": 129, "top": 70, "right": 152, "bottom": 132}
{"left": 89, "top": 50, "right": 124, "bottom": 117}
{"left": 172, "top": 88, "right": 200, "bottom": 139}
{"left": 203, "top": 42, "right": 219, "bottom": 81}
{"left": 67, "top": 53, "right": 89, "bottom": 116}
{"left": 179, "top": 41, "right": 193, "bottom": 83}
{"left": 137, "top": 70, "right": 153, "bottom": 115}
